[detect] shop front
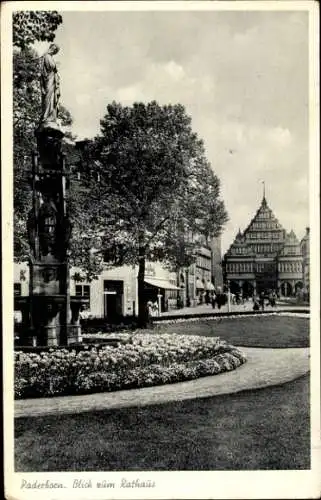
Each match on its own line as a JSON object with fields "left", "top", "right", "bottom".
{"left": 144, "top": 277, "right": 180, "bottom": 313}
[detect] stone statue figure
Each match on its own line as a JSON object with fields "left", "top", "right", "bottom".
{"left": 40, "top": 44, "right": 61, "bottom": 127}
{"left": 38, "top": 195, "right": 59, "bottom": 257}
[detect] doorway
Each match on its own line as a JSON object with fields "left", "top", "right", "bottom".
{"left": 103, "top": 280, "right": 124, "bottom": 320}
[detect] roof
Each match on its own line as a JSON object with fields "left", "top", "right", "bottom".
{"left": 224, "top": 196, "right": 301, "bottom": 259}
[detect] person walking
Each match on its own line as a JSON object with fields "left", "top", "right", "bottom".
{"left": 259, "top": 291, "right": 265, "bottom": 311}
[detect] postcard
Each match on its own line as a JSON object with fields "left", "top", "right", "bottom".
{"left": 2, "top": 1, "right": 320, "bottom": 499}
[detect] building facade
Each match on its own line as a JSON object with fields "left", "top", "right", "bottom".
{"left": 300, "top": 227, "right": 310, "bottom": 297}
{"left": 210, "top": 235, "right": 223, "bottom": 288}
{"left": 222, "top": 196, "right": 304, "bottom": 298}
{"left": 178, "top": 236, "right": 222, "bottom": 307}
{"left": 14, "top": 260, "right": 180, "bottom": 319}
{"left": 14, "top": 234, "right": 224, "bottom": 316}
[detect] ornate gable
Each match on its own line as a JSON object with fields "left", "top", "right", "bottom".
{"left": 243, "top": 197, "right": 285, "bottom": 237}
{"left": 225, "top": 230, "right": 254, "bottom": 257}
{"left": 224, "top": 197, "right": 290, "bottom": 260}
{"left": 279, "top": 230, "right": 301, "bottom": 256}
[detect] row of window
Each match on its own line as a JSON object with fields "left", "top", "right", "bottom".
{"left": 256, "top": 263, "right": 275, "bottom": 273}
{"left": 196, "top": 255, "right": 211, "bottom": 270}
{"left": 251, "top": 220, "right": 282, "bottom": 230}
{"left": 226, "top": 261, "right": 303, "bottom": 274}
{"left": 247, "top": 232, "right": 282, "bottom": 240}
{"left": 257, "top": 211, "right": 272, "bottom": 220}
{"left": 232, "top": 247, "right": 248, "bottom": 255}
{"left": 278, "top": 262, "right": 302, "bottom": 273}
{"left": 282, "top": 247, "right": 301, "bottom": 256}
{"left": 226, "top": 263, "right": 253, "bottom": 273}
{"left": 250, "top": 244, "right": 275, "bottom": 253}
{"left": 232, "top": 244, "right": 277, "bottom": 255}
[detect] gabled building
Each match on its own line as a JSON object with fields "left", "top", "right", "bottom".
{"left": 222, "top": 195, "right": 304, "bottom": 297}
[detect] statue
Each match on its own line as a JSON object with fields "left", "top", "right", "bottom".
{"left": 39, "top": 43, "right": 61, "bottom": 128}
{"left": 38, "top": 194, "right": 59, "bottom": 257}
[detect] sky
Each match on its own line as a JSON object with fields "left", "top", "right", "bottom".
{"left": 35, "top": 9, "right": 309, "bottom": 253}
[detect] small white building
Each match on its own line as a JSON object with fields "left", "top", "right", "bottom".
{"left": 14, "top": 260, "right": 179, "bottom": 319}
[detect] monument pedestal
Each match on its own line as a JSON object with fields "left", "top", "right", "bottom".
{"left": 14, "top": 295, "right": 89, "bottom": 346}
{"left": 24, "top": 121, "right": 76, "bottom": 346}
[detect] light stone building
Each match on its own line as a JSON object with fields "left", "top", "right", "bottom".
{"left": 222, "top": 196, "right": 305, "bottom": 297}
{"left": 14, "top": 260, "right": 179, "bottom": 319}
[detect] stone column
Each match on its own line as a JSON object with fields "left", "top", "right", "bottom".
{"left": 44, "top": 302, "right": 61, "bottom": 346}
{"left": 292, "top": 280, "right": 296, "bottom": 296}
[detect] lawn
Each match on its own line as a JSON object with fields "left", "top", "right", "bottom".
{"left": 15, "top": 374, "right": 310, "bottom": 471}
{"left": 153, "top": 315, "right": 309, "bottom": 348}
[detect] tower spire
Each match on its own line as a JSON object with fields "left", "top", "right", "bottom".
{"left": 261, "top": 180, "right": 267, "bottom": 206}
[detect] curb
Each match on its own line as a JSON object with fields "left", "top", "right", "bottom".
{"left": 156, "top": 308, "right": 309, "bottom": 323}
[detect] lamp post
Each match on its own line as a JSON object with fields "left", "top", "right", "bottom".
{"left": 157, "top": 288, "right": 162, "bottom": 317}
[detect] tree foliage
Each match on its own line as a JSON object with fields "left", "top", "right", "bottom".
{"left": 79, "top": 102, "right": 228, "bottom": 266}
{"left": 13, "top": 11, "right": 63, "bottom": 49}
{"left": 75, "top": 101, "right": 228, "bottom": 324}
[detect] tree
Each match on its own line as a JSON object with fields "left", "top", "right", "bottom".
{"left": 13, "top": 11, "right": 63, "bottom": 50}
{"left": 78, "top": 102, "right": 228, "bottom": 326}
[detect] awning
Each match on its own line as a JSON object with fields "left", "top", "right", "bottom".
{"left": 196, "top": 278, "right": 204, "bottom": 289}
{"left": 206, "top": 281, "right": 215, "bottom": 291}
{"left": 144, "top": 278, "right": 180, "bottom": 291}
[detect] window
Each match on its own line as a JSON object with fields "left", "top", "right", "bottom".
{"left": 14, "top": 283, "right": 22, "bottom": 296}
{"left": 75, "top": 284, "right": 91, "bottom": 309}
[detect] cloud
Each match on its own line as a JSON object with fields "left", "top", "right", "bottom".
{"left": 52, "top": 11, "right": 309, "bottom": 251}
{"left": 267, "top": 127, "right": 292, "bottom": 147}
{"left": 164, "top": 61, "right": 185, "bottom": 81}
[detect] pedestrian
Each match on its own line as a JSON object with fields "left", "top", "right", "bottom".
{"left": 270, "top": 290, "right": 276, "bottom": 307}
{"left": 211, "top": 293, "right": 216, "bottom": 309}
{"left": 153, "top": 301, "right": 159, "bottom": 316}
{"left": 147, "top": 300, "right": 153, "bottom": 318}
{"left": 259, "top": 291, "right": 265, "bottom": 311}
{"left": 253, "top": 299, "right": 260, "bottom": 311}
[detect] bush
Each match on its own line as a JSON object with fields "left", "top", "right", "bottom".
{"left": 80, "top": 316, "right": 140, "bottom": 334}
{"left": 15, "top": 333, "right": 246, "bottom": 399}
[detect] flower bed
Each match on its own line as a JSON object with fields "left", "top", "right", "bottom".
{"left": 14, "top": 333, "right": 246, "bottom": 399}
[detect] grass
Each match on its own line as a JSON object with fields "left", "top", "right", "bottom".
{"left": 153, "top": 315, "right": 309, "bottom": 348}
{"left": 15, "top": 374, "right": 310, "bottom": 471}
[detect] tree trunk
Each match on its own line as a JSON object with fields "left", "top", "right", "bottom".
{"left": 185, "top": 268, "right": 190, "bottom": 307}
{"left": 137, "top": 245, "right": 149, "bottom": 328}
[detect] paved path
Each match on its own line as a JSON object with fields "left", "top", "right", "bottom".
{"left": 15, "top": 347, "right": 310, "bottom": 418}
{"left": 161, "top": 302, "right": 308, "bottom": 317}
